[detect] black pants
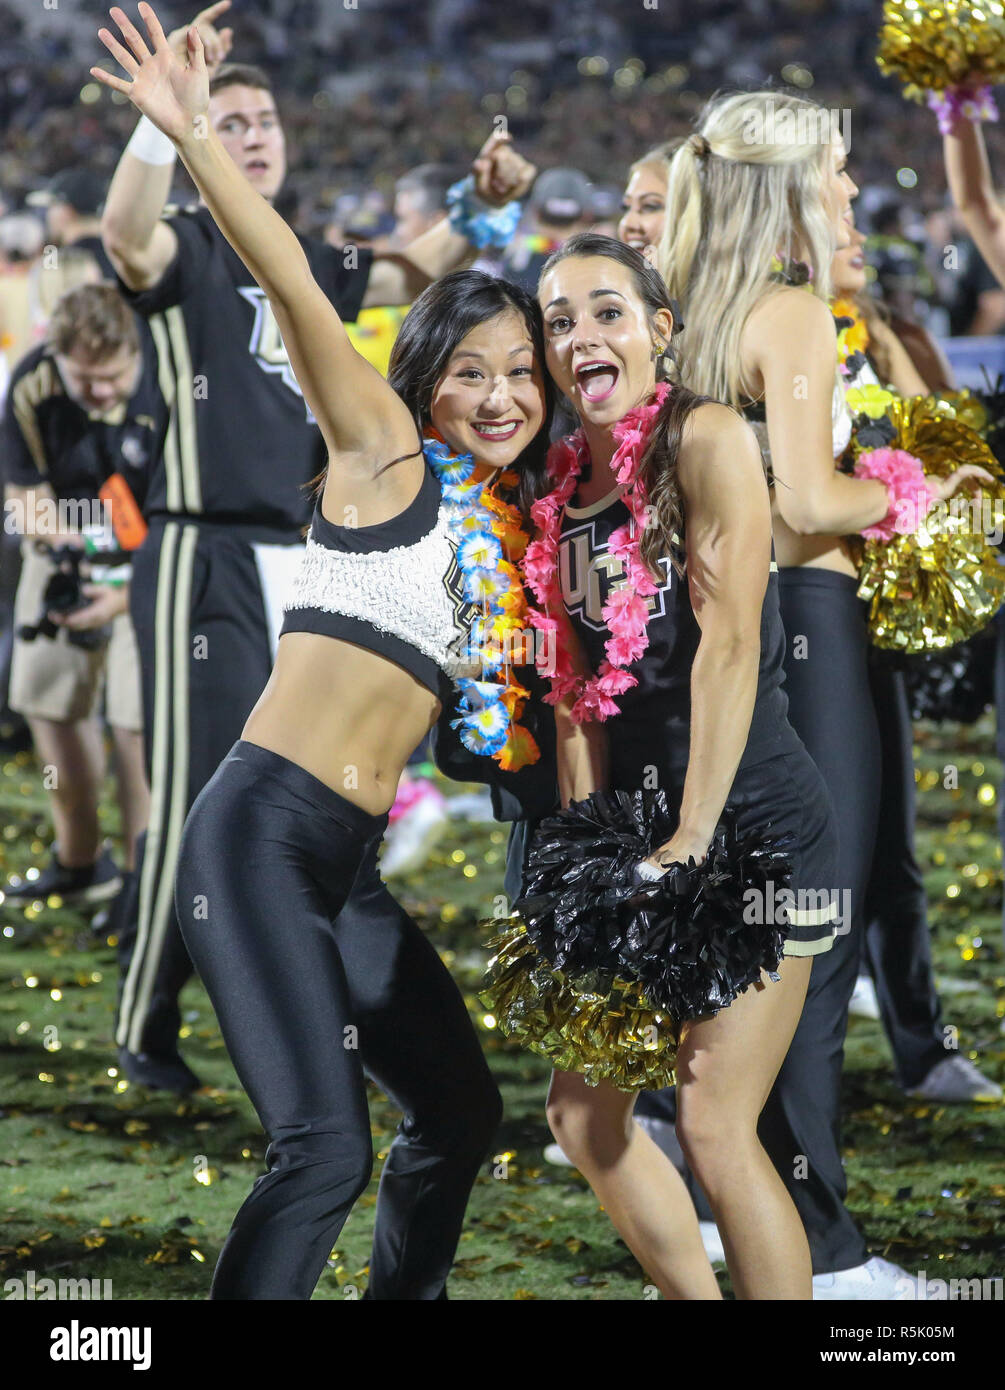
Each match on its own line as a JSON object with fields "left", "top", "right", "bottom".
{"left": 863, "top": 660, "right": 945, "bottom": 1088}
{"left": 115, "top": 520, "right": 276, "bottom": 1055}
{"left": 756, "top": 569, "right": 879, "bottom": 1271}
{"left": 637, "top": 576, "right": 950, "bottom": 1266}
{"left": 176, "top": 742, "right": 501, "bottom": 1300}
{"left": 0, "top": 529, "right": 26, "bottom": 737}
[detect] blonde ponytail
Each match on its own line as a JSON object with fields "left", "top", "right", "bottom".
{"left": 658, "top": 90, "right": 841, "bottom": 407}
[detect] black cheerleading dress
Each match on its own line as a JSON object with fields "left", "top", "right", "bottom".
{"left": 480, "top": 469, "right": 842, "bottom": 1093}
{"left": 557, "top": 482, "right": 840, "bottom": 953}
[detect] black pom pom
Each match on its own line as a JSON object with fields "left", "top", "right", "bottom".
{"left": 515, "top": 791, "right": 796, "bottom": 1023}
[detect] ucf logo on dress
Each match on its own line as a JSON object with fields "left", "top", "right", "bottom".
{"left": 560, "top": 515, "right": 673, "bottom": 631}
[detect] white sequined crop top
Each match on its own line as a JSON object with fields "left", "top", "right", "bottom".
{"left": 280, "top": 465, "right": 480, "bottom": 699}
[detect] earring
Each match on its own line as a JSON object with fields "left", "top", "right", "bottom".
{"left": 654, "top": 341, "right": 677, "bottom": 378}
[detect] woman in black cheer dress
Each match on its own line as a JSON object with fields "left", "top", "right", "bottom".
{"left": 484, "top": 234, "right": 840, "bottom": 1300}
{"left": 93, "top": 4, "right": 552, "bottom": 1300}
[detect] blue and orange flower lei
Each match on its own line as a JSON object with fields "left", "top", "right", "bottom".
{"left": 423, "top": 433, "right": 540, "bottom": 772}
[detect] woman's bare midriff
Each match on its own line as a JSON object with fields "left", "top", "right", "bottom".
{"left": 770, "top": 500, "right": 859, "bottom": 577}
{"left": 240, "top": 631, "right": 442, "bottom": 816}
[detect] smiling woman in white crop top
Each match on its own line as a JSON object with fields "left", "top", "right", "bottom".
{"left": 94, "top": 6, "right": 553, "bottom": 1303}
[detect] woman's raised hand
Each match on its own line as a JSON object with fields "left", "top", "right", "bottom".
{"left": 90, "top": 3, "right": 210, "bottom": 144}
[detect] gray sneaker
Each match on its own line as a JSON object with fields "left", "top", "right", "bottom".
{"left": 906, "top": 1056, "right": 1002, "bottom": 1104}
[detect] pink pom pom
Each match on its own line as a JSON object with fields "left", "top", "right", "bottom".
{"left": 853, "top": 447, "right": 937, "bottom": 542}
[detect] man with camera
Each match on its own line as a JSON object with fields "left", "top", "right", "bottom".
{"left": 1, "top": 282, "right": 164, "bottom": 906}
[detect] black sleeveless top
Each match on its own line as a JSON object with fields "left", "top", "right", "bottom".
{"left": 558, "top": 485, "right": 800, "bottom": 787}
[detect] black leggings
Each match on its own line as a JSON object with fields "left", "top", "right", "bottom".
{"left": 757, "top": 567, "right": 880, "bottom": 1271}
{"left": 863, "top": 659, "right": 945, "bottom": 1087}
{"left": 175, "top": 741, "right": 501, "bottom": 1300}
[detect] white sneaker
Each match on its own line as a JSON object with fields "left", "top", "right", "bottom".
{"left": 906, "top": 1055, "right": 1002, "bottom": 1104}
{"left": 813, "top": 1256, "right": 920, "bottom": 1300}
{"left": 700, "top": 1221, "right": 725, "bottom": 1265}
{"left": 848, "top": 975, "right": 881, "bottom": 1020}
{"left": 543, "top": 1142, "right": 575, "bottom": 1167}
{"left": 380, "top": 785, "right": 449, "bottom": 877}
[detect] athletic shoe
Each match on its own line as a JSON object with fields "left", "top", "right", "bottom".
{"left": 699, "top": 1222, "right": 726, "bottom": 1265}
{"left": 905, "top": 1055, "right": 1002, "bottom": 1104}
{"left": 117, "top": 1046, "right": 201, "bottom": 1094}
{"left": 543, "top": 1142, "right": 575, "bottom": 1167}
{"left": 2, "top": 847, "right": 122, "bottom": 907}
{"left": 848, "top": 974, "right": 881, "bottom": 1020}
{"left": 380, "top": 780, "right": 449, "bottom": 877}
{"left": 813, "top": 1256, "right": 921, "bottom": 1300}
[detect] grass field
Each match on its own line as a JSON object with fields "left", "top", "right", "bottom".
{"left": 1, "top": 717, "right": 1003, "bottom": 1301}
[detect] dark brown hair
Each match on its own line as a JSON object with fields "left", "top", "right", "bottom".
{"left": 47, "top": 284, "right": 139, "bottom": 359}
{"left": 540, "top": 232, "right": 714, "bottom": 577}
{"left": 209, "top": 64, "right": 275, "bottom": 100}
{"left": 387, "top": 269, "right": 554, "bottom": 526}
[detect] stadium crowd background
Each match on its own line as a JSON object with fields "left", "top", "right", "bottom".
{"left": 1, "top": 0, "right": 1004, "bottom": 342}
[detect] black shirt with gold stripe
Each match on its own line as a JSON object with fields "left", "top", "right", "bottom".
{"left": 114, "top": 206, "right": 373, "bottom": 538}
{"left": 1, "top": 334, "right": 165, "bottom": 510}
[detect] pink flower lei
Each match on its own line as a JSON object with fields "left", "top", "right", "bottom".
{"left": 521, "top": 382, "right": 672, "bottom": 724}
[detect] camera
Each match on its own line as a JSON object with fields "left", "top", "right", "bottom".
{"left": 17, "top": 542, "right": 125, "bottom": 652}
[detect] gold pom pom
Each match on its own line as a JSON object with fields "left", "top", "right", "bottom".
{"left": 479, "top": 919, "right": 680, "bottom": 1092}
{"left": 935, "top": 388, "right": 991, "bottom": 438}
{"left": 850, "top": 395, "right": 1005, "bottom": 653}
{"left": 877, "top": 0, "right": 1005, "bottom": 99}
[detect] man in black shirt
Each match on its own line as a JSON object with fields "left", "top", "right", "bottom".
{"left": 99, "top": 7, "right": 535, "bottom": 1091}
{"left": 1, "top": 283, "right": 164, "bottom": 905}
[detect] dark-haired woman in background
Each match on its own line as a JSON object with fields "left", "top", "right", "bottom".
{"left": 93, "top": 5, "right": 553, "bottom": 1300}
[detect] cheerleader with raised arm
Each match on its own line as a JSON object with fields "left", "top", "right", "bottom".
{"left": 91, "top": 3, "right": 553, "bottom": 1300}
